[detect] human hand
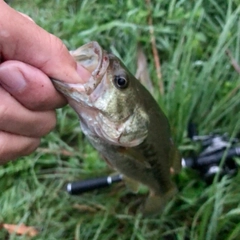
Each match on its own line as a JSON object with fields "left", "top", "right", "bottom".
{"left": 0, "top": 2, "right": 90, "bottom": 163}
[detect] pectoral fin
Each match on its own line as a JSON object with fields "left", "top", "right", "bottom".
{"left": 118, "top": 147, "right": 151, "bottom": 169}
{"left": 122, "top": 175, "right": 140, "bottom": 193}
{"left": 169, "top": 143, "right": 182, "bottom": 174}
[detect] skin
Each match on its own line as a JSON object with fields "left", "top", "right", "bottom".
{"left": 0, "top": 1, "right": 90, "bottom": 163}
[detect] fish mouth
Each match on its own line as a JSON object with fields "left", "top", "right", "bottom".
{"left": 52, "top": 41, "right": 109, "bottom": 102}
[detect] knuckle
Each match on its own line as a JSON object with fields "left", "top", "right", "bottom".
{"left": 44, "top": 111, "right": 57, "bottom": 133}
{"left": 0, "top": 101, "right": 9, "bottom": 124}
{"left": 22, "top": 138, "right": 40, "bottom": 156}
{"left": 0, "top": 132, "right": 8, "bottom": 158}
{"left": 0, "top": 132, "right": 40, "bottom": 164}
{"left": 36, "top": 111, "right": 57, "bottom": 137}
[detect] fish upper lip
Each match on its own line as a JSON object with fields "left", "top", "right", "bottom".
{"left": 71, "top": 41, "right": 110, "bottom": 95}
{"left": 51, "top": 42, "right": 110, "bottom": 106}
{"left": 88, "top": 42, "right": 104, "bottom": 79}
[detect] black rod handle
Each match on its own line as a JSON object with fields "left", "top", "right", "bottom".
{"left": 66, "top": 175, "right": 123, "bottom": 195}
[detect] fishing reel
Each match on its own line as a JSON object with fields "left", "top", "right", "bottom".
{"left": 182, "top": 133, "right": 239, "bottom": 183}
{"left": 66, "top": 131, "right": 240, "bottom": 195}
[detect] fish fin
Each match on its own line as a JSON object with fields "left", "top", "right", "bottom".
{"left": 101, "top": 155, "right": 114, "bottom": 168}
{"left": 109, "top": 172, "right": 120, "bottom": 177}
{"left": 170, "top": 145, "right": 182, "bottom": 174}
{"left": 142, "top": 187, "right": 177, "bottom": 216}
{"left": 119, "top": 147, "right": 151, "bottom": 169}
{"left": 122, "top": 175, "right": 140, "bottom": 193}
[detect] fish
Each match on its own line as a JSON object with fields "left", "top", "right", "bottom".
{"left": 52, "top": 41, "right": 181, "bottom": 215}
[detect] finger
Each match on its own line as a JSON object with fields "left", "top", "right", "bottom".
{"left": 0, "top": 131, "right": 40, "bottom": 164}
{"left": 0, "top": 87, "right": 56, "bottom": 138}
{"left": 0, "top": 1, "right": 90, "bottom": 83}
{"left": 19, "top": 12, "right": 35, "bottom": 22}
{"left": 0, "top": 60, "right": 66, "bottom": 110}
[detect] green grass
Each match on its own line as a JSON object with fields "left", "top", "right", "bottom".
{"left": 1, "top": 0, "right": 240, "bottom": 239}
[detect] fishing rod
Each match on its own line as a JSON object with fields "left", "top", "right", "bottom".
{"left": 66, "top": 132, "right": 239, "bottom": 195}
{"left": 66, "top": 174, "right": 123, "bottom": 195}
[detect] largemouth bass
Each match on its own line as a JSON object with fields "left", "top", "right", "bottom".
{"left": 52, "top": 41, "right": 181, "bottom": 215}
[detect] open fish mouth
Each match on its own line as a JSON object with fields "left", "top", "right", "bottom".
{"left": 51, "top": 41, "right": 110, "bottom": 99}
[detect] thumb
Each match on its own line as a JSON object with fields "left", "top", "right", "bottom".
{"left": 0, "top": 1, "right": 89, "bottom": 83}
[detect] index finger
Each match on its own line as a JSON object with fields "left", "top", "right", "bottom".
{"left": 0, "top": 1, "right": 89, "bottom": 83}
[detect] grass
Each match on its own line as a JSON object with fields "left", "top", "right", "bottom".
{"left": 1, "top": 0, "right": 240, "bottom": 239}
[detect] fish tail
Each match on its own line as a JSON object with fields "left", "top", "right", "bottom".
{"left": 142, "top": 187, "right": 177, "bottom": 216}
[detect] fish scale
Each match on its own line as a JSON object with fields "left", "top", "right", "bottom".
{"left": 52, "top": 41, "right": 181, "bottom": 215}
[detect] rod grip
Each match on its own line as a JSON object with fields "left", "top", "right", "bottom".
{"left": 66, "top": 175, "right": 122, "bottom": 195}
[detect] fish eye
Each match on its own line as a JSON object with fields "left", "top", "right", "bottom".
{"left": 114, "top": 75, "right": 128, "bottom": 89}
